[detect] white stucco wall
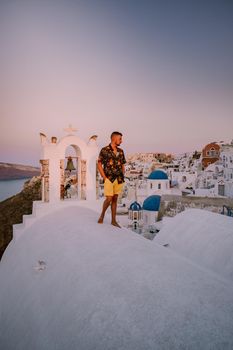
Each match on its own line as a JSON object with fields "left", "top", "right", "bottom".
{"left": 147, "top": 179, "right": 170, "bottom": 195}
{"left": 143, "top": 210, "right": 159, "bottom": 228}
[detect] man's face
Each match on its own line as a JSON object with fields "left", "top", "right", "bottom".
{"left": 113, "top": 135, "right": 122, "bottom": 146}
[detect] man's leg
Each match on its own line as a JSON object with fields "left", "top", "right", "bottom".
{"left": 111, "top": 180, "right": 124, "bottom": 228}
{"left": 111, "top": 194, "right": 121, "bottom": 227}
{"left": 98, "top": 196, "right": 112, "bottom": 223}
{"left": 98, "top": 178, "right": 113, "bottom": 223}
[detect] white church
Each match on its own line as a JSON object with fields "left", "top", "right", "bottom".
{"left": 146, "top": 169, "right": 170, "bottom": 195}
{"left": 127, "top": 169, "right": 170, "bottom": 233}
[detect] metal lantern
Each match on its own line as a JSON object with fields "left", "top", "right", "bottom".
{"left": 65, "top": 156, "right": 76, "bottom": 172}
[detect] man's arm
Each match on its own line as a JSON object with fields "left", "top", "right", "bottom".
{"left": 97, "top": 160, "right": 107, "bottom": 180}
{"left": 97, "top": 148, "right": 107, "bottom": 180}
{"left": 121, "top": 150, "right": 126, "bottom": 174}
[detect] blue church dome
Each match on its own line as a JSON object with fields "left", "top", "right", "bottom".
{"left": 148, "top": 170, "right": 168, "bottom": 180}
{"left": 142, "top": 195, "right": 161, "bottom": 211}
{"left": 129, "top": 201, "right": 142, "bottom": 211}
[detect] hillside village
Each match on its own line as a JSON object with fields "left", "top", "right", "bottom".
{"left": 122, "top": 139, "right": 233, "bottom": 199}
{"left": 91, "top": 139, "right": 229, "bottom": 235}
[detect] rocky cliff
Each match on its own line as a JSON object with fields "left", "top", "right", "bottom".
{"left": 0, "top": 176, "right": 42, "bottom": 260}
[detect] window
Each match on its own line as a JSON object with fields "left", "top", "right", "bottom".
{"left": 158, "top": 183, "right": 161, "bottom": 189}
{"left": 150, "top": 183, "right": 153, "bottom": 189}
{"left": 209, "top": 147, "right": 218, "bottom": 157}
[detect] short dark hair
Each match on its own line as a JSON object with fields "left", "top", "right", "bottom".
{"left": 111, "top": 131, "right": 122, "bottom": 139}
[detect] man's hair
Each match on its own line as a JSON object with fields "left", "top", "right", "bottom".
{"left": 111, "top": 131, "right": 122, "bottom": 139}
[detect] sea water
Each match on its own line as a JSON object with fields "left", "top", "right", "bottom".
{"left": 0, "top": 179, "right": 29, "bottom": 202}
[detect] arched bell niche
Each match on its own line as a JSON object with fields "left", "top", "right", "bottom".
{"left": 39, "top": 128, "right": 98, "bottom": 203}
{"left": 60, "top": 144, "right": 86, "bottom": 200}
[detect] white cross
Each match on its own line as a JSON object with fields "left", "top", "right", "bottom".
{"left": 63, "top": 124, "right": 78, "bottom": 135}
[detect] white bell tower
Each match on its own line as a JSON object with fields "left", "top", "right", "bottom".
{"left": 39, "top": 125, "right": 99, "bottom": 203}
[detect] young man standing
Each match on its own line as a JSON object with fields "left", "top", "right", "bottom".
{"left": 97, "top": 131, "right": 126, "bottom": 228}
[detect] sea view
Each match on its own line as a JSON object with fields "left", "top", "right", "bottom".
{"left": 0, "top": 178, "right": 28, "bottom": 202}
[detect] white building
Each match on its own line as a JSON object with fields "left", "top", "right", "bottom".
{"left": 220, "top": 145, "right": 233, "bottom": 198}
{"left": 146, "top": 169, "right": 170, "bottom": 195}
{"left": 194, "top": 143, "right": 233, "bottom": 198}
{"left": 169, "top": 170, "right": 197, "bottom": 192}
{"left": 142, "top": 195, "right": 161, "bottom": 230}
{"left": 128, "top": 194, "right": 162, "bottom": 233}
{"left": 193, "top": 161, "right": 227, "bottom": 197}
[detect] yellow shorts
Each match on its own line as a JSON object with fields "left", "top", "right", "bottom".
{"left": 104, "top": 178, "right": 124, "bottom": 197}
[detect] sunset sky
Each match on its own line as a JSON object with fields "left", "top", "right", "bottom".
{"left": 0, "top": 0, "right": 233, "bottom": 166}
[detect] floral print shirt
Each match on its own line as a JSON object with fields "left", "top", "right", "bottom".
{"left": 98, "top": 143, "right": 127, "bottom": 183}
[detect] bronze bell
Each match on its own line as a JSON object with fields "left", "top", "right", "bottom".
{"left": 65, "top": 156, "right": 76, "bottom": 172}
